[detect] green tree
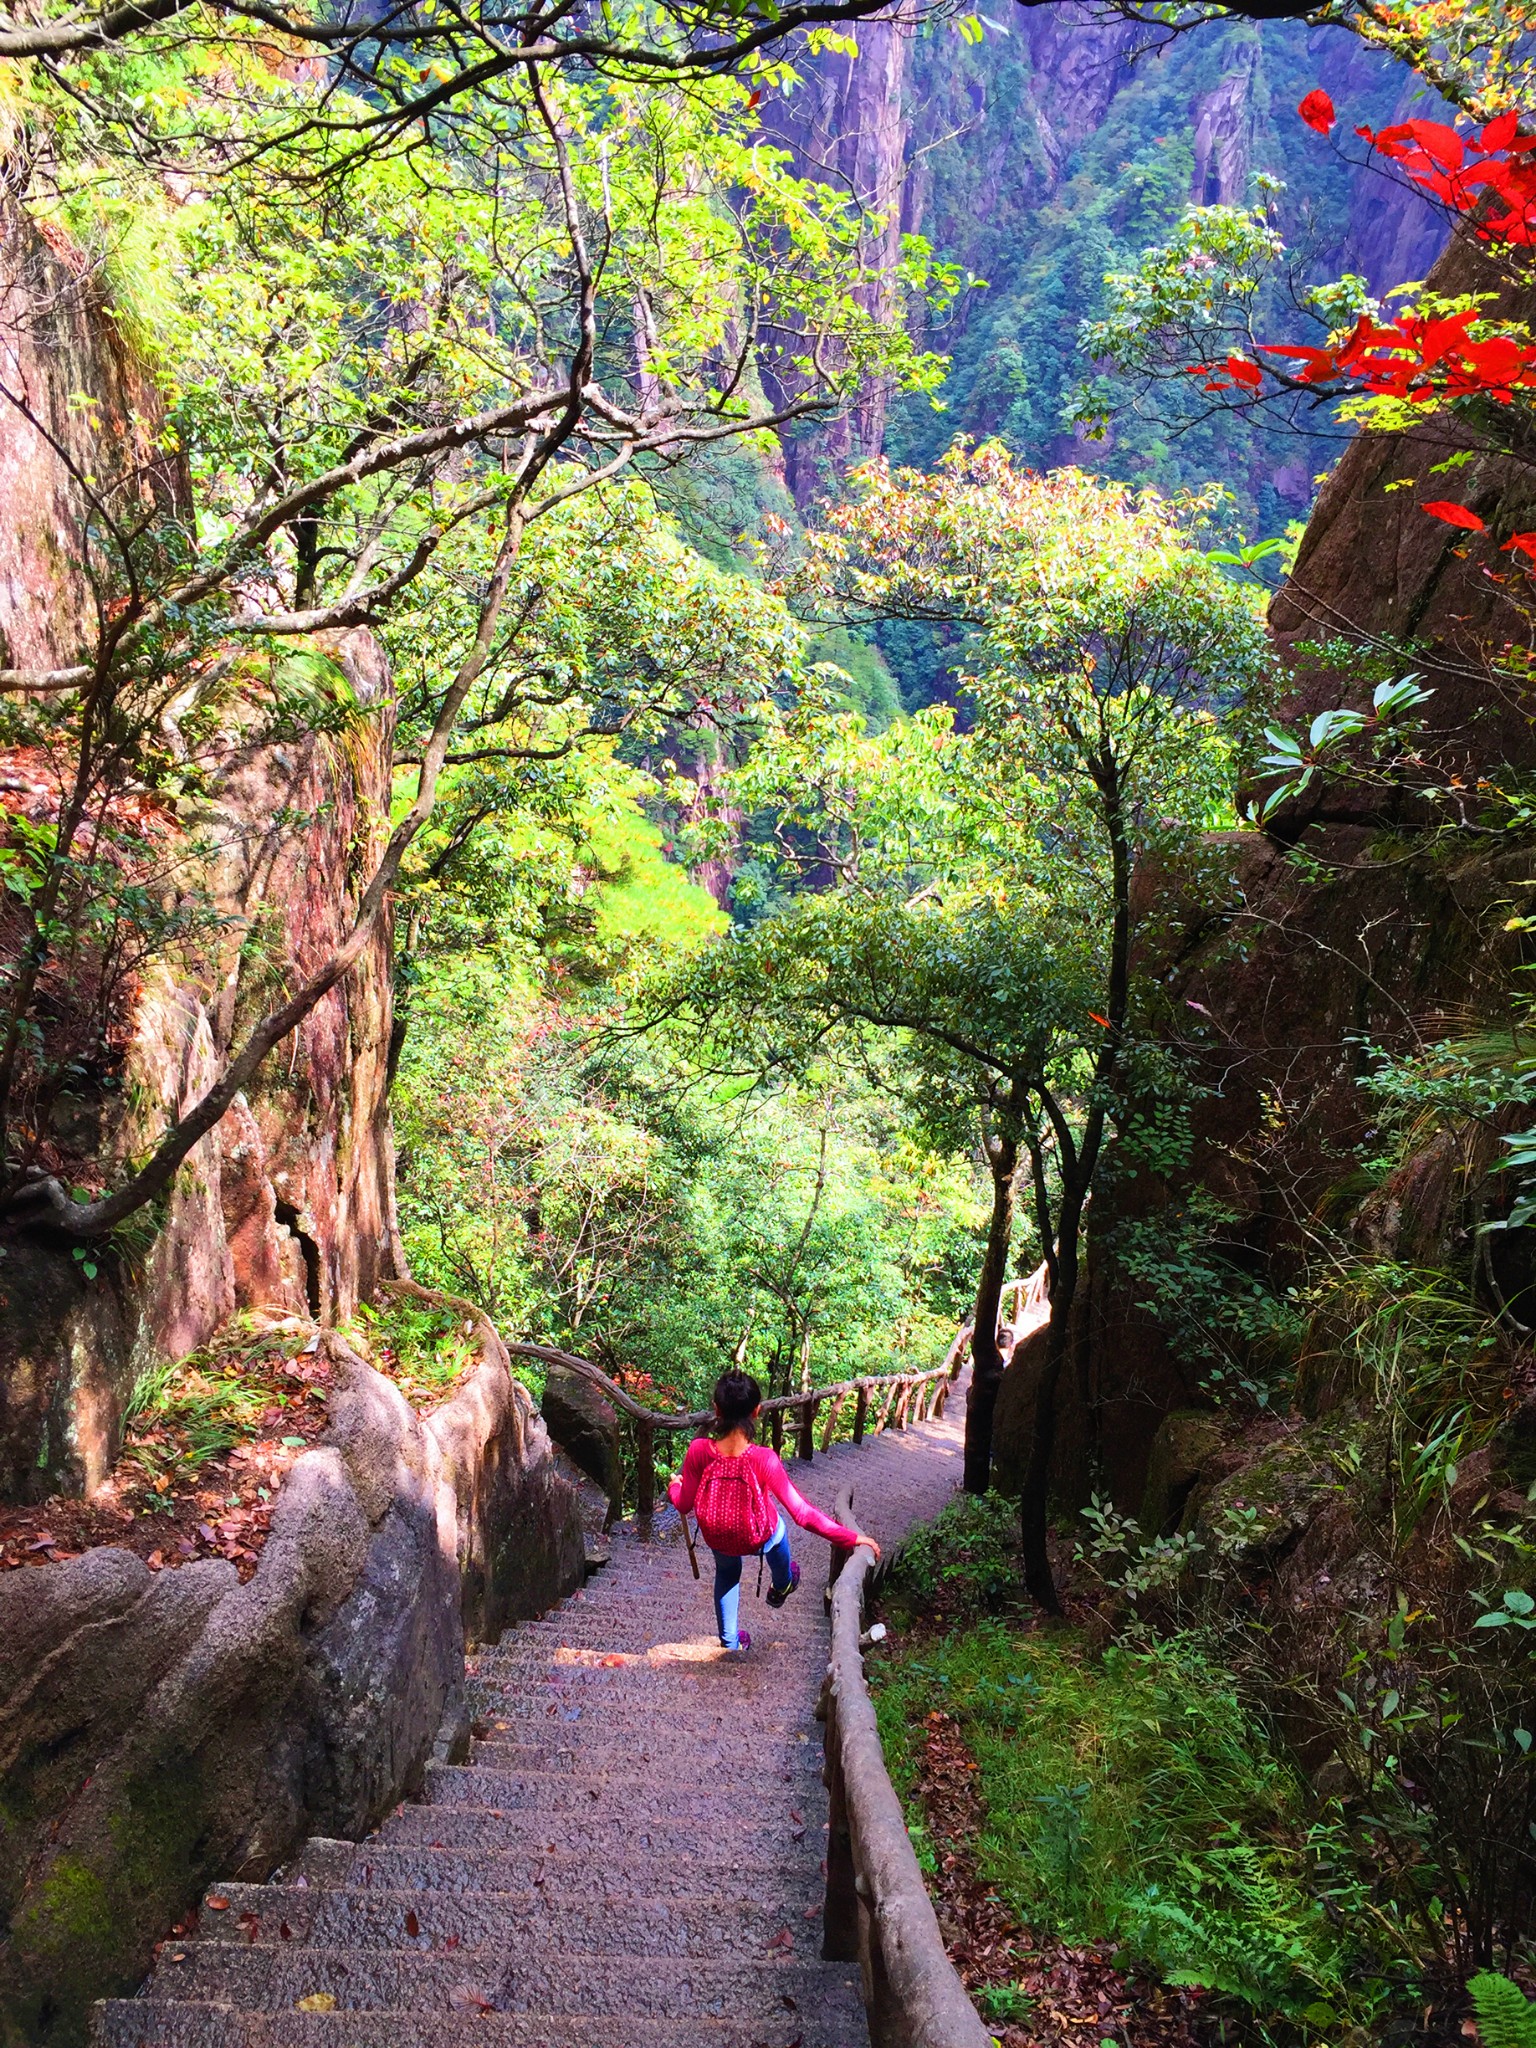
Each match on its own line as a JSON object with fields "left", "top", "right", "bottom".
{"left": 664, "top": 446, "right": 1270, "bottom": 1607}
{"left": 0, "top": 53, "right": 937, "bottom": 1234}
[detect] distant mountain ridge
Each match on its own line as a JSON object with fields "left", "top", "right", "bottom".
{"left": 763, "top": 9, "right": 1447, "bottom": 528}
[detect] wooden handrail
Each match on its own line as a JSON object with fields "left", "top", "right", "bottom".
{"left": 821, "top": 1483, "right": 992, "bottom": 2048}
{"left": 502, "top": 1338, "right": 956, "bottom": 1521}
{"left": 503, "top": 1338, "right": 953, "bottom": 1434}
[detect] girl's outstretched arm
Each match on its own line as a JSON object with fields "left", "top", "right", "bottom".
{"left": 753, "top": 1447, "right": 879, "bottom": 1554}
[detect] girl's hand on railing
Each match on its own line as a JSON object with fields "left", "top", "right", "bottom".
{"left": 855, "top": 1534, "right": 881, "bottom": 1561}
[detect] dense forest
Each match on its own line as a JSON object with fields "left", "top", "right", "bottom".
{"left": 3, "top": 0, "right": 1536, "bottom": 2045}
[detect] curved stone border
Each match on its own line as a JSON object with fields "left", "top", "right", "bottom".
{"left": 821, "top": 1485, "right": 993, "bottom": 2048}
{"left": 0, "top": 1317, "right": 584, "bottom": 2047}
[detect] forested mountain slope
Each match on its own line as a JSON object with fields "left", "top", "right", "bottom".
{"left": 769, "top": 12, "right": 1445, "bottom": 530}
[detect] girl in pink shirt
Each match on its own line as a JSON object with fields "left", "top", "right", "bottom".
{"left": 669, "top": 1370, "right": 880, "bottom": 1654}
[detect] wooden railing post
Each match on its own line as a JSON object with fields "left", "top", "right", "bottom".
{"left": 853, "top": 1384, "right": 869, "bottom": 1444}
{"left": 821, "top": 1683, "right": 859, "bottom": 1963}
{"left": 770, "top": 1406, "right": 784, "bottom": 1455}
{"left": 635, "top": 1420, "right": 655, "bottom": 1520}
{"left": 797, "top": 1396, "right": 816, "bottom": 1462}
{"left": 874, "top": 1380, "right": 898, "bottom": 1434}
{"left": 820, "top": 1390, "right": 846, "bottom": 1451}
{"left": 893, "top": 1379, "right": 913, "bottom": 1430}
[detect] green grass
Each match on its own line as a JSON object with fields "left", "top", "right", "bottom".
{"left": 873, "top": 1617, "right": 1357, "bottom": 2029}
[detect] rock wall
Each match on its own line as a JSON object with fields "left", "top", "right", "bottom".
{"left": 0, "top": 198, "right": 400, "bottom": 1505}
{"left": 0, "top": 1337, "right": 585, "bottom": 2047}
{"left": 0, "top": 197, "right": 185, "bottom": 676}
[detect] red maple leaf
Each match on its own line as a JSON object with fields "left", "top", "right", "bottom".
{"left": 1422, "top": 502, "right": 1487, "bottom": 531}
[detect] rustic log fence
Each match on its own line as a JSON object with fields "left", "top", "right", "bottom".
{"left": 504, "top": 1316, "right": 974, "bottom": 1522}
{"left": 820, "top": 1481, "right": 993, "bottom": 2048}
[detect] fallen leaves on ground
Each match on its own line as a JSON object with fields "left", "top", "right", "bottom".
{"left": 0, "top": 1318, "right": 332, "bottom": 1580}
{"left": 911, "top": 1707, "right": 1210, "bottom": 2048}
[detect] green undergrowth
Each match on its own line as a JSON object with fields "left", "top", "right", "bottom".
{"left": 348, "top": 1295, "right": 513, "bottom": 1404}
{"left": 871, "top": 1496, "right": 1369, "bottom": 2039}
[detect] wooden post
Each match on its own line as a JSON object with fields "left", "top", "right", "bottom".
{"left": 853, "top": 1384, "right": 869, "bottom": 1444}
{"left": 895, "top": 1380, "right": 915, "bottom": 1429}
{"left": 874, "top": 1380, "right": 898, "bottom": 1433}
{"left": 821, "top": 1688, "right": 859, "bottom": 1963}
{"left": 771, "top": 1405, "right": 784, "bottom": 1455}
{"left": 935, "top": 1377, "right": 949, "bottom": 1417}
{"left": 820, "top": 1390, "right": 846, "bottom": 1451}
{"left": 635, "top": 1421, "right": 655, "bottom": 1520}
{"left": 797, "top": 1397, "right": 816, "bottom": 1462}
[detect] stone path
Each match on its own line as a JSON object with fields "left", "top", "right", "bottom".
{"left": 95, "top": 1382, "right": 968, "bottom": 2048}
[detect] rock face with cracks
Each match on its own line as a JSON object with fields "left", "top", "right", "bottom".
{"left": 0, "top": 199, "right": 400, "bottom": 1507}
{"left": 0, "top": 1339, "right": 585, "bottom": 2048}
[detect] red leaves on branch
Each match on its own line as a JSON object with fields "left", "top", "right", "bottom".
{"left": 1422, "top": 501, "right": 1487, "bottom": 530}
{"left": 1196, "top": 102, "right": 1536, "bottom": 411}
{"left": 1195, "top": 308, "right": 1536, "bottom": 406}
{"left": 1505, "top": 532, "right": 1536, "bottom": 559}
{"left": 1354, "top": 109, "right": 1536, "bottom": 243}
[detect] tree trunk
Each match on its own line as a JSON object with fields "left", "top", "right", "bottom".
{"left": 1019, "top": 747, "right": 1130, "bottom": 1612}
{"left": 963, "top": 1107, "right": 1020, "bottom": 1494}
{"left": 1019, "top": 1285, "right": 1073, "bottom": 1613}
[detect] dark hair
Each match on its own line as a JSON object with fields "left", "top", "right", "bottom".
{"left": 713, "top": 1370, "right": 762, "bottom": 1435}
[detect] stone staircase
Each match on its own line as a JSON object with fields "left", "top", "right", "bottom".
{"left": 93, "top": 1390, "right": 967, "bottom": 2048}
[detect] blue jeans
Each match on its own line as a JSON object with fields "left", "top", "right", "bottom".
{"left": 712, "top": 1514, "right": 792, "bottom": 1648}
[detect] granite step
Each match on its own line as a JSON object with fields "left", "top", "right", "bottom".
{"left": 192, "top": 1881, "right": 821, "bottom": 1957}
{"left": 269, "top": 1842, "right": 822, "bottom": 1902}
{"left": 95, "top": 2002, "right": 862, "bottom": 2048}
{"left": 155, "top": 1940, "right": 857, "bottom": 2020}
{"left": 376, "top": 1801, "right": 823, "bottom": 1860}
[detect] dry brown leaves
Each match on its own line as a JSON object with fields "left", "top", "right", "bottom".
{"left": 0, "top": 1329, "right": 331, "bottom": 1581}
{"left": 912, "top": 1708, "right": 1211, "bottom": 2048}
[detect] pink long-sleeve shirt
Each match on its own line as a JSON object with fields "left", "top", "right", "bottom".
{"left": 668, "top": 1439, "right": 861, "bottom": 1550}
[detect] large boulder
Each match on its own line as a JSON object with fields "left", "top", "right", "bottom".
{"left": 990, "top": 1321, "right": 1050, "bottom": 1497}
{"left": 0, "top": 1336, "right": 583, "bottom": 2047}
{"left": 540, "top": 1361, "right": 622, "bottom": 1513}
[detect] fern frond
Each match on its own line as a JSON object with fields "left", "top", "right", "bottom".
{"left": 1469, "top": 1972, "right": 1536, "bottom": 2048}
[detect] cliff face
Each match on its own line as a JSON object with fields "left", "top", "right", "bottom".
{"left": 0, "top": 203, "right": 399, "bottom": 1505}
{"left": 0, "top": 198, "right": 185, "bottom": 675}
{"left": 766, "top": 13, "right": 1445, "bottom": 531}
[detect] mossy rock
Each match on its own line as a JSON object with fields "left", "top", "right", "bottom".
{"left": 1191, "top": 1412, "right": 1369, "bottom": 1564}
{"left": 1140, "top": 1409, "right": 1224, "bottom": 1535}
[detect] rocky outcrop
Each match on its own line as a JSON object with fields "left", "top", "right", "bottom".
{"left": 539, "top": 1359, "right": 623, "bottom": 1515}
{"left": 0, "top": 195, "right": 400, "bottom": 1506}
{"left": 0, "top": 197, "right": 185, "bottom": 676}
{"left": 0, "top": 1336, "right": 584, "bottom": 2047}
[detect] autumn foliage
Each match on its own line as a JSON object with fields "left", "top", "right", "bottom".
{"left": 1192, "top": 93, "right": 1536, "bottom": 540}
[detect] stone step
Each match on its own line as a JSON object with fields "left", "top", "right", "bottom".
{"left": 95, "top": 2000, "right": 865, "bottom": 2048}
{"left": 194, "top": 1882, "right": 822, "bottom": 1957}
{"left": 465, "top": 1733, "right": 824, "bottom": 1780}
{"left": 155, "top": 1940, "right": 860, "bottom": 2022}
{"left": 417, "top": 1763, "right": 822, "bottom": 1835}
{"left": 378, "top": 1801, "right": 823, "bottom": 1860}
{"left": 479, "top": 1630, "right": 819, "bottom": 1679}
{"left": 271, "top": 1841, "right": 821, "bottom": 1901}
{"left": 483, "top": 1618, "right": 822, "bottom": 1657}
